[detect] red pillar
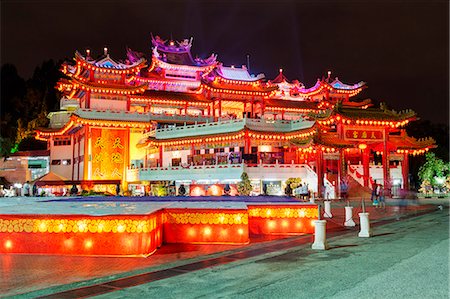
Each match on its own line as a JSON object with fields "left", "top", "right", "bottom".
{"left": 244, "top": 130, "right": 250, "bottom": 155}
{"left": 218, "top": 98, "right": 222, "bottom": 118}
{"left": 159, "top": 145, "right": 163, "bottom": 167}
{"left": 191, "top": 143, "right": 195, "bottom": 165}
{"left": 316, "top": 149, "right": 323, "bottom": 198}
{"left": 402, "top": 153, "right": 409, "bottom": 190}
{"left": 337, "top": 149, "right": 343, "bottom": 197}
{"left": 261, "top": 98, "right": 266, "bottom": 117}
{"left": 362, "top": 148, "right": 370, "bottom": 187}
{"left": 383, "top": 128, "right": 390, "bottom": 192}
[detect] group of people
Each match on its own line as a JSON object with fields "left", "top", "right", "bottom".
{"left": 371, "top": 182, "right": 386, "bottom": 208}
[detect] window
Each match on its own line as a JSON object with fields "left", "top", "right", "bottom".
{"left": 172, "top": 158, "right": 181, "bottom": 166}
{"left": 51, "top": 160, "right": 61, "bottom": 165}
{"left": 54, "top": 137, "right": 71, "bottom": 146}
{"left": 62, "top": 159, "right": 71, "bottom": 165}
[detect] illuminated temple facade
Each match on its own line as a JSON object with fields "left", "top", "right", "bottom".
{"left": 35, "top": 36, "right": 435, "bottom": 197}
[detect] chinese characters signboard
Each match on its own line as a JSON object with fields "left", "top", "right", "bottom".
{"left": 91, "top": 128, "right": 126, "bottom": 180}
{"left": 344, "top": 128, "right": 384, "bottom": 141}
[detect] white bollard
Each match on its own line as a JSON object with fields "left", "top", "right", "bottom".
{"left": 309, "top": 192, "right": 315, "bottom": 203}
{"left": 312, "top": 220, "right": 328, "bottom": 250}
{"left": 358, "top": 212, "right": 372, "bottom": 237}
{"left": 344, "top": 206, "right": 356, "bottom": 227}
{"left": 324, "top": 200, "right": 332, "bottom": 218}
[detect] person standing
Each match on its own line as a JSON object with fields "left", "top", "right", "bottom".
{"left": 23, "top": 181, "right": 31, "bottom": 197}
{"left": 378, "top": 185, "right": 386, "bottom": 209}
{"left": 371, "top": 182, "right": 378, "bottom": 203}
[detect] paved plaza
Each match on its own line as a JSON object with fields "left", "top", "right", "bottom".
{"left": 0, "top": 198, "right": 448, "bottom": 298}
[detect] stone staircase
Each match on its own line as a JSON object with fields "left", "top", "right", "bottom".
{"left": 347, "top": 175, "right": 372, "bottom": 199}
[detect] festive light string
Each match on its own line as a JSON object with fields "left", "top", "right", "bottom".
{"left": 396, "top": 148, "right": 430, "bottom": 155}
{"left": 201, "top": 83, "right": 277, "bottom": 97}
{"left": 214, "top": 76, "right": 262, "bottom": 87}
{"left": 316, "top": 115, "right": 412, "bottom": 128}
{"left": 153, "top": 56, "right": 217, "bottom": 73}
{"left": 130, "top": 97, "right": 210, "bottom": 107}
{"left": 75, "top": 57, "right": 147, "bottom": 75}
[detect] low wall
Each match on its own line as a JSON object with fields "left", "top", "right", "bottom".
{"left": 0, "top": 202, "right": 317, "bottom": 256}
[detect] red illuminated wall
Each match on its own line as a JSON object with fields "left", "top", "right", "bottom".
{"left": 0, "top": 204, "right": 318, "bottom": 257}
{"left": 248, "top": 205, "right": 318, "bottom": 235}
{"left": 163, "top": 209, "right": 249, "bottom": 244}
{"left": 0, "top": 213, "right": 163, "bottom": 256}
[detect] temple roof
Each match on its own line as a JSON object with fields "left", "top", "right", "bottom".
{"left": 74, "top": 50, "right": 146, "bottom": 70}
{"left": 57, "top": 77, "right": 148, "bottom": 96}
{"left": 271, "top": 69, "right": 290, "bottom": 84}
{"left": 214, "top": 65, "right": 265, "bottom": 81}
{"left": 335, "top": 105, "right": 416, "bottom": 121}
{"left": 329, "top": 77, "right": 366, "bottom": 90}
{"left": 151, "top": 35, "right": 217, "bottom": 67}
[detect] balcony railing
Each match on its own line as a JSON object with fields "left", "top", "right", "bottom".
{"left": 134, "top": 163, "right": 244, "bottom": 182}
{"left": 128, "top": 162, "right": 321, "bottom": 193}
{"left": 146, "top": 117, "right": 315, "bottom": 140}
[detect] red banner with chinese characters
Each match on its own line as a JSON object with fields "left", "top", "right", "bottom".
{"left": 91, "top": 128, "right": 126, "bottom": 180}
{"left": 344, "top": 128, "right": 384, "bottom": 141}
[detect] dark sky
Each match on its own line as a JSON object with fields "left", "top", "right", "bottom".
{"left": 2, "top": 0, "right": 449, "bottom": 124}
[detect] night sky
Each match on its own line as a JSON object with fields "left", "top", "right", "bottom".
{"left": 2, "top": 0, "right": 448, "bottom": 125}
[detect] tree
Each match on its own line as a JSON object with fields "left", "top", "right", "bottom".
{"left": 418, "top": 152, "right": 449, "bottom": 189}
{"left": 285, "top": 177, "right": 302, "bottom": 196}
{"left": 238, "top": 172, "right": 252, "bottom": 196}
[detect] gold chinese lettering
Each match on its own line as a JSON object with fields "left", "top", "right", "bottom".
{"left": 111, "top": 152, "right": 123, "bottom": 163}
{"left": 361, "top": 131, "right": 367, "bottom": 139}
{"left": 112, "top": 137, "right": 124, "bottom": 149}
{"left": 94, "top": 137, "right": 106, "bottom": 149}
{"left": 353, "top": 131, "right": 359, "bottom": 138}
{"left": 111, "top": 168, "right": 122, "bottom": 178}
{"left": 93, "top": 152, "right": 106, "bottom": 163}
{"left": 93, "top": 168, "right": 104, "bottom": 177}
{"left": 371, "top": 132, "right": 377, "bottom": 139}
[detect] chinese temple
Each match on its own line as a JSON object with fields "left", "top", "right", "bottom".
{"left": 35, "top": 36, "right": 435, "bottom": 197}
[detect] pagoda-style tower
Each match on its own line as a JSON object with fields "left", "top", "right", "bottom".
{"left": 36, "top": 49, "right": 151, "bottom": 192}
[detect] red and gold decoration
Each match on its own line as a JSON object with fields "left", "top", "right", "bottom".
{"left": 164, "top": 209, "right": 249, "bottom": 244}
{"left": 344, "top": 128, "right": 384, "bottom": 141}
{"left": 0, "top": 213, "right": 163, "bottom": 256}
{"left": 0, "top": 204, "right": 318, "bottom": 256}
{"left": 248, "top": 205, "right": 318, "bottom": 235}
{"left": 91, "top": 128, "right": 126, "bottom": 180}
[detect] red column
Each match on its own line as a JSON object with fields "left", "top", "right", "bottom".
{"left": 261, "top": 98, "right": 266, "bottom": 117}
{"left": 362, "top": 148, "right": 370, "bottom": 187}
{"left": 383, "top": 128, "right": 390, "bottom": 193}
{"left": 85, "top": 91, "right": 91, "bottom": 109}
{"left": 71, "top": 134, "right": 75, "bottom": 180}
{"left": 77, "top": 131, "right": 81, "bottom": 180}
{"left": 337, "top": 149, "right": 343, "bottom": 197}
{"left": 316, "top": 149, "right": 323, "bottom": 198}
{"left": 402, "top": 153, "right": 409, "bottom": 190}
{"left": 244, "top": 130, "right": 250, "bottom": 154}
{"left": 159, "top": 145, "right": 163, "bottom": 167}
{"left": 218, "top": 98, "right": 222, "bottom": 118}
{"left": 191, "top": 143, "right": 195, "bottom": 165}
